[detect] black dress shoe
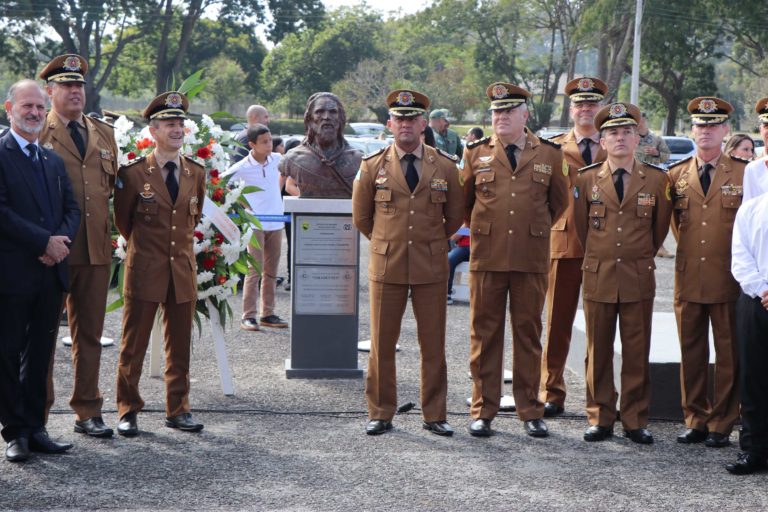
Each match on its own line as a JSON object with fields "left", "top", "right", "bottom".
{"left": 705, "top": 432, "right": 731, "bottom": 448}
{"left": 543, "top": 402, "right": 564, "bottom": 418}
{"left": 624, "top": 428, "right": 654, "bottom": 444}
{"left": 29, "top": 430, "right": 73, "bottom": 454}
{"left": 165, "top": 413, "right": 204, "bottom": 432}
{"left": 117, "top": 412, "right": 139, "bottom": 437}
{"left": 726, "top": 452, "right": 768, "bottom": 475}
{"left": 5, "top": 438, "right": 30, "bottom": 462}
{"left": 584, "top": 424, "right": 613, "bottom": 442}
{"left": 677, "top": 428, "right": 707, "bottom": 444}
{"left": 468, "top": 418, "right": 492, "bottom": 437}
{"left": 524, "top": 418, "right": 549, "bottom": 437}
{"left": 366, "top": 419, "right": 392, "bottom": 435}
{"left": 423, "top": 421, "right": 454, "bottom": 436}
{"left": 259, "top": 315, "right": 288, "bottom": 328}
{"left": 74, "top": 417, "right": 114, "bottom": 438}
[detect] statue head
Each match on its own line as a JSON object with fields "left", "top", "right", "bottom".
{"left": 304, "top": 92, "right": 347, "bottom": 149}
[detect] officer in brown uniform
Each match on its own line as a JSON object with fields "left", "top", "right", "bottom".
{"left": 352, "top": 90, "right": 463, "bottom": 436}
{"left": 541, "top": 77, "right": 608, "bottom": 417}
{"left": 113, "top": 92, "right": 206, "bottom": 436}
{"left": 463, "top": 83, "right": 568, "bottom": 438}
{"left": 573, "top": 102, "right": 673, "bottom": 444}
{"left": 38, "top": 55, "right": 118, "bottom": 438}
{"left": 669, "top": 97, "right": 746, "bottom": 448}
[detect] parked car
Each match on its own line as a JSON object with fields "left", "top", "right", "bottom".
{"left": 349, "top": 122, "right": 386, "bottom": 137}
{"left": 662, "top": 136, "right": 696, "bottom": 167}
{"left": 346, "top": 136, "right": 389, "bottom": 155}
{"left": 752, "top": 137, "right": 765, "bottom": 158}
{"left": 536, "top": 127, "right": 568, "bottom": 140}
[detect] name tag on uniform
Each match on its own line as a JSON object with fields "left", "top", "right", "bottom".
{"left": 721, "top": 184, "right": 743, "bottom": 196}
{"left": 637, "top": 193, "right": 656, "bottom": 206}
{"left": 430, "top": 178, "right": 448, "bottom": 191}
{"left": 476, "top": 167, "right": 491, "bottom": 173}
{"left": 479, "top": 156, "right": 493, "bottom": 163}
{"left": 533, "top": 163, "right": 552, "bottom": 175}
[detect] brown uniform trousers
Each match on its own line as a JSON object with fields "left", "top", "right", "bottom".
{"left": 113, "top": 153, "right": 205, "bottom": 418}
{"left": 462, "top": 131, "right": 568, "bottom": 421}
{"left": 542, "top": 131, "right": 607, "bottom": 406}
{"left": 574, "top": 160, "right": 672, "bottom": 430}
{"left": 352, "top": 144, "right": 463, "bottom": 422}
{"left": 669, "top": 154, "right": 746, "bottom": 435}
{"left": 40, "top": 111, "right": 117, "bottom": 421}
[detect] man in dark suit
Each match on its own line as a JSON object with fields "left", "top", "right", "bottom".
{"left": 0, "top": 79, "right": 80, "bottom": 462}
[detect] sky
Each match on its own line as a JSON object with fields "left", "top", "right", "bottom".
{"left": 322, "top": 0, "right": 433, "bottom": 16}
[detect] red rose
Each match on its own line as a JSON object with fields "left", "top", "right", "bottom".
{"left": 209, "top": 169, "right": 219, "bottom": 178}
{"left": 194, "top": 230, "right": 204, "bottom": 241}
{"left": 111, "top": 239, "right": 118, "bottom": 250}
{"left": 210, "top": 177, "right": 220, "bottom": 186}
{"left": 218, "top": 275, "right": 227, "bottom": 285}
{"left": 214, "top": 232, "right": 225, "bottom": 245}
{"left": 212, "top": 188, "right": 224, "bottom": 203}
{"left": 202, "top": 254, "right": 217, "bottom": 270}
{"left": 126, "top": 151, "right": 136, "bottom": 160}
{"left": 197, "top": 146, "right": 212, "bottom": 159}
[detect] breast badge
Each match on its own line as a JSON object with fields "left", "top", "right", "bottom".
{"left": 533, "top": 163, "right": 552, "bottom": 175}
{"left": 430, "top": 178, "right": 448, "bottom": 192}
{"left": 140, "top": 182, "right": 155, "bottom": 200}
{"left": 637, "top": 193, "right": 656, "bottom": 206}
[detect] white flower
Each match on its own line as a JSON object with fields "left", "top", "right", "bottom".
{"left": 115, "top": 236, "right": 127, "bottom": 261}
{"left": 139, "top": 125, "right": 153, "bottom": 141}
{"left": 201, "top": 114, "right": 215, "bottom": 129}
{"left": 183, "top": 119, "right": 201, "bottom": 145}
{"left": 197, "top": 271, "right": 215, "bottom": 284}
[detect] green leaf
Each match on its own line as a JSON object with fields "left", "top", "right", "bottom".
{"left": 178, "top": 69, "right": 205, "bottom": 95}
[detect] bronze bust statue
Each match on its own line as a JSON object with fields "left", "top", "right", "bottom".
{"left": 279, "top": 92, "right": 363, "bottom": 199}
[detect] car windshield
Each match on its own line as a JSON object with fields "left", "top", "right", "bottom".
{"left": 666, "top": 139, "right": 694, "bottom": 153}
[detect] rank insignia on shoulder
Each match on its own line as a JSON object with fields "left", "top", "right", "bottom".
{"left": 645, "top": 162, "right": 667, "bottom": 172}
{"left": 466, "top": 136, "right": 490, "bottom": 149}
{"left": 362, "top": 146, "right": 387, "bottom": 160}
{"left": 667, "top": 155, "right": 693, "bottom": 168}
{"left": 437, "top": 148, "right": 458, "bottom": 161}
{"left": 539, "top": 137, "right": 561, "bottom": 148}
{"left": 578, "top": 161, "right": 602, "bottom": 174}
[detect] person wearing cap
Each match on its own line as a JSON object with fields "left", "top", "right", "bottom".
{"left": 0, "top": 79, "right": 80, "bottom": 462}
{"left": 352, "top": 89, "right": 463, "bottom": 436}
{"left": 429, "top": 109, "right": 463, "bottom": 159}
{"left": 668, "top": 97, "right": 746, "bottom": 448}
{"left": 541, "top": 77, "right": 608, "bottom": 418}
{"left": 112, "top": 91, "right": 207, "bottom": 436}
{"left": 634, "top": 112, "right": 670, "bottom": 167}
{"left": 573, "top": 102, "right": 673, "bottom": 444}
{"left": 743, "top": 98, "right": 768, "bottom": 201}
{"left": 462, "top": 82, "right": 568, "bottom": 438}
{"left": 38, "top": 54, "right": 119, "bottom": 439}
{"left": 280, "top": 92, "right": 362, "bottom": 198}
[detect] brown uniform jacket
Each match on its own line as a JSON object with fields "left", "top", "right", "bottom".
{"left": 39, "top": 111, "right": 118, "bottom": 265}
{"left": 668, "top": 154, "right": 746, "bottom": 303}
{"left": 114, "top": 153, "right": 206, "bottom": 303}
{"left": 574, "top": 160, "right": 673, "bottom": 303}
{"left": 352, "top": 144, "right": 463, "bottom": 285}
{"left": 462, "top": 130, "right": 568, "bottom": 274}
{"left": 550, "top": 130, "right": 607, "bottom": 259}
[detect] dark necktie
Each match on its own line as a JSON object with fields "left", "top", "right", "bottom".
{"left": 700, "top": 163, "right": 713, "bottom": 196}
{"left": 505, "top": 145, "right": 517, "bottom": 170}
{"left": 614, "top": 168, "right": 626, "bottom": 203}
{"left": 165, "top": 161, "right": 179, "bottom": 203}
{"left": 27, "top": 144, "right": 54, "bottom": 229}
{"left": 404, "top": 153, "right": 419, "bottom": 192}
{"left": 68, "top": 120, "right": 86, "bottom": 158}
{"left": 581, "top": 139, "right": 593, "bottom": 166}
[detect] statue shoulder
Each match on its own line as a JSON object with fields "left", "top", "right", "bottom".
{"left": 466, "top": 136, "right": 490, "bottom": 149}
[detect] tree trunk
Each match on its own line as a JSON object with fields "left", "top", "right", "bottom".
{"left": 664, "top": 94, "right": 678, "bottom": 135}
{"left": 606, "top": 15, "right": 633, "bottom": 102}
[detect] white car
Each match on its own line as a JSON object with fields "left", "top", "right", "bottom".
{"left": 349, "top": 122, "right": 386, "bottom": 137}
{"left": 662, "top": 136, "right": 696, "bottom": 168}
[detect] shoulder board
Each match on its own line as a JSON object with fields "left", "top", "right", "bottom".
{"left": 436, "top": 148, "right": 458, "bottom": 161}
{"left": 667, "top": 155, "right": 693, "bottom": 169}
{"left": 643, "top": 162, "right": 667, "bottom": 173}
{"left": 87, "top": 114, "right": 115, "bottom": 129}
{"left": 121, "top": 155, "right": 146, "bottom": 169}
{"left": 547, "top": 132, "right": 566, "bottom": 141}
{"left": 362, "top": 146, "right": 387, "bottom": 161}
{"left": 539, "top": 137, "right": 561, "bottom": 148}
{"left": 577, "top": 161, "right": 603, "bottom": 174}
{"left": 466, "top": 136, "right": 490, "bottom": 149}
{"left": 182, "top": 154, "right": 205, "bottom": 169}
{"left": 729, "top": 154, "right": 750, "bottom": 164}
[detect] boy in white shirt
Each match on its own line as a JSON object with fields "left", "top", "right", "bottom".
{"left": 226, "top": 124, "right": 288, "bottom": 330}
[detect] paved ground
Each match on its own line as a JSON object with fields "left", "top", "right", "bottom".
{"left": 2, "top": 233, "right": 766, "bottom": 511}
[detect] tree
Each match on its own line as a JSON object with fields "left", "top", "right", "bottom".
{"left": 333, "top": 59, "right": 405, "bottom": 123}
{"left": 202, "top": 56, "right": 247, "bottom": 112}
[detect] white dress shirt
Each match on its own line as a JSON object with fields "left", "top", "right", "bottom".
{"left": 743, "top": 156, "right": 768, "bottom": 202}
{"left": 224, "top": 152, "right": 284, "bottom": 231}
{"left": 732, "top": 193, "right": 768, "bottom": 299}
